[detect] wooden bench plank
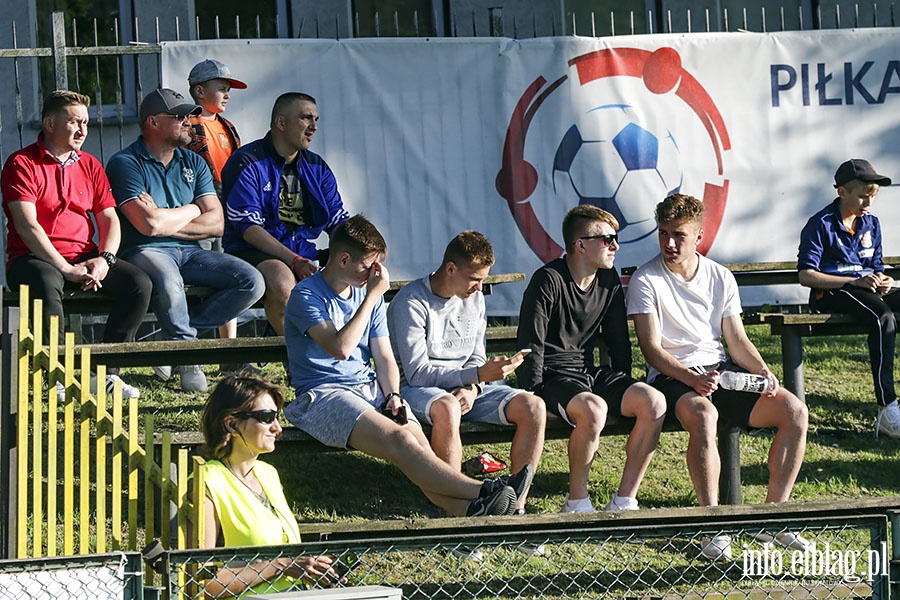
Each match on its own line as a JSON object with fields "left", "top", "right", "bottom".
{"left": 622, "top": 257, "right": 900, "bottom": 287}
{"left": 156, "top": 417, "right": 690, "bottom": 448}
{"left": 75, "top": 325, "right": 521, "bottom": 367}
{"left": 1, "top": 272, "right": 527, "bottom": 311}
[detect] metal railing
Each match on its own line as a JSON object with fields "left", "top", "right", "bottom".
{"left": 165, "top": 499, "right": 899, "bottom": 599}
{"left": 0, "top": 553, "right": 144, "bottom": 600}
{"left": 0, "top": 500, "right": 895, "bottom": 599}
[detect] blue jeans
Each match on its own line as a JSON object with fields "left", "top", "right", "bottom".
{"left": 121, "top": 245, "right": 264, "bottom": 341}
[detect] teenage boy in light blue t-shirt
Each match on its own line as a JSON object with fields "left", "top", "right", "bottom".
{"left": 282, "top": 215, "right": 534, "bottom": 518}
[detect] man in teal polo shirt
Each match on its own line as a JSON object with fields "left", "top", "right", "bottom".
{"left": 106, "top": 88, "right": 264, "bottom": 392}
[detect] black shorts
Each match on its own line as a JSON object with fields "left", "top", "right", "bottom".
{"left": 535, "top": 366, "right": 636, "bottom": 426}
{"left": 650, "top": 359, "right": 758, "bottom": 430}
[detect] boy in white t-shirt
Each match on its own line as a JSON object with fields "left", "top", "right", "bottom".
{"left": 626, "top": 193, "right": 809, "bottom": 561}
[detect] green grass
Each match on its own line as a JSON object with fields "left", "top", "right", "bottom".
{"left": 112, "top": 325, "right": 900, "bottom": 522}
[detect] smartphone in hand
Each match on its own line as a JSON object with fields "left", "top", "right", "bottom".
{"left": 381, "top": 404, "right": 408, "bottom": 425}
{"left": 513, "top": 348, "right": 533, "bottom": 359}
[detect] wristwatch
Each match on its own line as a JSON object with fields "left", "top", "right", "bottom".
{"left": 100, "top": 251, "right": 117, "bottom": 267}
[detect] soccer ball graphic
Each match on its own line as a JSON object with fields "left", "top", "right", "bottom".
{"left": 552, "top": 103, "right": 682, "bottom": 244}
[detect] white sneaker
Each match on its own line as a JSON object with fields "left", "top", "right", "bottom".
{"left": 754, "top": 531, "right": 812, "bottom": 552}
{"left": 603, "top": 493, "right": 639, "bottom": 511}
{"left": 91, "top": 373, "right": 140, "bottom": 399}
{"left": 153, "top": 365, "right": 173, "bottom": 381}
{"left": 516, "top": 543, "right": 546, "bottom": 557}
{"left": 560, "top": 494, "right": 596, "bottom": 513}
{"left": 700, "top": 535, "right": 733, "bottom": 561}
{"left": 176, "top": 365, "right": 208, "bottom": 392}
{"left": 876, "top": 400, "right": 900, "bottom": 438}
{"left": 451, "top": 546, "right": 484, "bottom": 562}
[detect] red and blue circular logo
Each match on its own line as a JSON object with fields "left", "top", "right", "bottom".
{"left": 496, "top": 47, "right": 731, "bottom": 263}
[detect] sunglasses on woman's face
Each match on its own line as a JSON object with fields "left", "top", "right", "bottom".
{"left": 234, "top": 409, "right": 279, "bottom": 424}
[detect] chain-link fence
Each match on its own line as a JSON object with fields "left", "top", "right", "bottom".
{"left": 0, "top": 552, "right": 144, "bottom": 600}
{"left": 166, "top": 501, "right": 895, "bottom": 599}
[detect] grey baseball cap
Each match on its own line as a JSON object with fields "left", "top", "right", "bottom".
{"left": 188, "top": 59, "right": 248, "bottom": 89}
{"left": 139, "top": 88, "right": 202, "bottom": 122}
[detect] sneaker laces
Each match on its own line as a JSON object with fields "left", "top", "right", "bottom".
{"left": 876, "top": 402, "right": 900, "bottom": 439}
{"left": 875, "top": 400, "right": 900, "bottom": 440}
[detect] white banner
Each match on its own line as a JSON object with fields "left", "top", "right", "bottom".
{"left": 162, "top": 30, "right": 900, "bottom": 314}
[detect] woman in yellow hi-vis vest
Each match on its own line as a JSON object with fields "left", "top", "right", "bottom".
{"left": 199, "top": 374, "right": 339, "bottom": 597}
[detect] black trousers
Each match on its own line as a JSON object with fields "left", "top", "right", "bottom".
{"left": 7, "top": 253, "right": 152, "bottom": 345}
{"left": 812, "top": 286, "right": 900, "bottom": 406}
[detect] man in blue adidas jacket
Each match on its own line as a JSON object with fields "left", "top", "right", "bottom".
{"left": 221, "top": 92, "right": 349, "bottom": 335}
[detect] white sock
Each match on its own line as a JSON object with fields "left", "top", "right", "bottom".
{"left": 610, "top": 493, "right": 636, "bottom": 508}
{"left": 565, "top": 495, "right": 594, "bottom": 510}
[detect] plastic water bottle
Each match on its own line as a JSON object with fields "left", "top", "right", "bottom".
{"left": 718, "top": 371, "right": 773, "bottom": 393}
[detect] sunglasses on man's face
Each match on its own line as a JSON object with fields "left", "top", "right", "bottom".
{"left": 234, "top": 409, "right": 279, "bottom": 424}
{"left": 580, "top": 233, "right": 618, "bottom": 246}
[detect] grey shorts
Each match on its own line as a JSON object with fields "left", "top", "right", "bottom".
{"left": 400, "top": 383, "right": 522, "bottom": 426}
{"left": 284, "top": 380, "right": 419, "bottom": 449}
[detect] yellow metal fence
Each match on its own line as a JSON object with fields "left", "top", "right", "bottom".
{"left": 10, "top": 285, "right": 205, "bottom": 577}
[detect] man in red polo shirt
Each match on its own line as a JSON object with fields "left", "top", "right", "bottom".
{"left": 2, "top": 90, "right": 151, "bottom": 398}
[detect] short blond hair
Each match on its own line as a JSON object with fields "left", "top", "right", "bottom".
{"left": 562, "top": 205, "right": 619, "bottom": 251}
{"left": 841, "top": 179, "right": 880, "bottom": 198}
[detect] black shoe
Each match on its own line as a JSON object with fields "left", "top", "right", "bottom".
{"left": 506, "top": 463, "right": 534, "bottom": 500}
{"left": 482, "top": 463, "right": 534, "bottom": 501}
{"left": 467, "top": 485, "right": 515, "bottom": 517}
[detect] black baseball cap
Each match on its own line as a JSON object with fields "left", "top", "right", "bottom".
{"left": 139, "top": 88, "right": 202, "bottom": 123}
{"left": 834, "top": 159, "right": 892, "bottom": 188}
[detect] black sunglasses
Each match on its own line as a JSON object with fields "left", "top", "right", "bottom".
{"left": 580, "top": 233, "right": 618, "bottom": 246}
{"left": 234, "top": 409, "right": 279, "bottom": 424}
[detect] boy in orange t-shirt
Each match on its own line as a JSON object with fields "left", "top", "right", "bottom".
{"left": 185, "top": 59, "right": 253, "bottom": 373}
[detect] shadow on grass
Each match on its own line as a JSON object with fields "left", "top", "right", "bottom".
{"left": 738, "top": 447, "right": 900, "bottom": 495}
{"left": 268, "top": 449, "right": 445, "bottom": 520}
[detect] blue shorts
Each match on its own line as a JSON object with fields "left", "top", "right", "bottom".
{"left": 400, "top": 383, "right": 523, "bottom": 426}
{"left": 284, "top": 380, "right": 420, "bottom": 449}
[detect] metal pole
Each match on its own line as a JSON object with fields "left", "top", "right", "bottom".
{"left": 717, "top": 426, "right": 742, "bottom": 505}
{"left": 890, "top": 510, "right": 900, "bottom": 598}
{"left": 51, "top": 11, "right": 68, "bottom": 90}
{"left": 488, "top": 7, "right": 503, "bottom": 37}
